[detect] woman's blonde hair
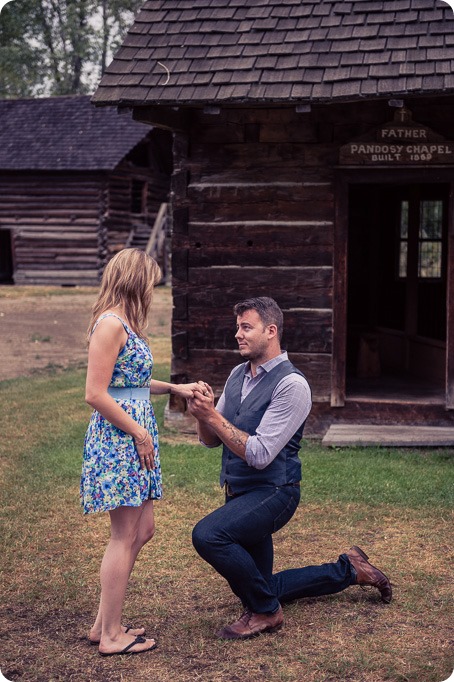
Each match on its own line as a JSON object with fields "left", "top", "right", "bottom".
{"left": 87, "top": 248, "right": 162, "bottom": 341}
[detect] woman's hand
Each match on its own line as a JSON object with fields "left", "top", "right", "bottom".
{"left": 193, "top": 381, "right": 214, "bottom": 400}
{"left": 134, "top": 432, "right": 155, "bottom": 471}
{"left": 171, "top": 382, "right": 205, "bottom": 399}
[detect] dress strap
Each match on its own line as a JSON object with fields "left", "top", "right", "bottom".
{"left": 90, "top": 313, "right": 131, "bottom": 337}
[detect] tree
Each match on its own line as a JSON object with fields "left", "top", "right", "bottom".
{"left": 0, "top": 0, "right": 143, "bottom": 98}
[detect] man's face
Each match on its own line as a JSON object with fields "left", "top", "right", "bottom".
{"left": 235, "top": 309, "right": 269, "bottom": 361}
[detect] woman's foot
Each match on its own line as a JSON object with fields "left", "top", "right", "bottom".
{"left": 88, "top": 624, "right": 145, "bottom": 644}
{"left": 99, "top": 634, "right": 157, "bottom": 656}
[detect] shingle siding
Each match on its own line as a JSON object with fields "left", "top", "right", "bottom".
{"left": 92, "top": 0, "right": 454, "bottom": 106}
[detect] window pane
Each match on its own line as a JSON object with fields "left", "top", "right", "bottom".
{"left": 420, "top": 200, "right": 442, "bottom": 239}
{"left": 399, "top": 241, "right": 408, "bottom": 278}
{"left": 419, "top": 242, "right": 442, "bottom": 278}
{"left": 400, "top": 200, "right": 409, "bottom": 238}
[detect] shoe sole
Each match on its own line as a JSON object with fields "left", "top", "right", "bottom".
{"left": 217, "top": 622, "right": 283, "bottom": 640}
{"left": 99, "top": 643, "right": 157, "bottom": 656}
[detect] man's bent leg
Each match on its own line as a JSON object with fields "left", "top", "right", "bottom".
{"left": 192, "top": 486, "right": 299, "bottom": 615}
{"left": 247, "top": 533, "right": 274, "bottom": 587}
{"left": 271, "top": 548, "right": 392, "bottom": 604}
{"left": 271, "top": 553, "right": 355, "bottom": 604}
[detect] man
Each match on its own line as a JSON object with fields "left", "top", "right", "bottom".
{"left": 187, "top": 297, "right": 392, "bottom": 641}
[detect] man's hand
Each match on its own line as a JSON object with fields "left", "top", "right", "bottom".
{"left": 188, "top": 381, "right": 249, "bottom": 459}
{"left": 193, "top": 380, "right": 214, "bottom": 398}
{"left": 187, "top": 381, "right": 216, "bottom": 419}
{"left": 187, "top": 381, "right": 222, "bottom": 448}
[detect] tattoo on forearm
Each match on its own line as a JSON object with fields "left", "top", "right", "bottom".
{"left": 221, "top": 420, "right": 248, "bottom": 449}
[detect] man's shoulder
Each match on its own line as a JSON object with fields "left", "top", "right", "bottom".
{"left": 275, "top": 367, "right": 311, "bottom": 394}
{"left": 269, "top": 358, "right": 306, "bottom": 379}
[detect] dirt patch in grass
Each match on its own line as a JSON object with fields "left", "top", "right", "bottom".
{"left": 0, "top": 285, "right": 171, "bottom": 380}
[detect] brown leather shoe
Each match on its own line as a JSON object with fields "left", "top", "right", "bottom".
{"left": 216, "top": 606, "right": 284, "bottom": 640}
{"left": 347, "top": 545, "right": 392, "bottom": 603}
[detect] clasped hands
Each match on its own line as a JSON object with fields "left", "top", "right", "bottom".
{"left": 166, "top": 380, "right": 215, "bottom": 407}
{"left": 136, "top": 381, "right": 214, "bottom": 470}
{"left": 186, "top": 380, "right": 215, "bottom": 419}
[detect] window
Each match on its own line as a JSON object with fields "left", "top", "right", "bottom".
{"left": 418, "top": 200, "right": 443, "bottom": 278}
{"left": 398, "top": 200, "right": 409, "bottom": 278}
{"left": 131, "top": 179, "right": 147, "bottom": 214}
{"left": 397, "top": 199, "right": 443, "bottom": 279}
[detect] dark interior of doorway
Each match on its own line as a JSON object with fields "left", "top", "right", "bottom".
{"left": 0, "top": 230, "right": 14, "bottom": 284}
{"left": 346, "top": 183, "right": 447, "bottom": 404}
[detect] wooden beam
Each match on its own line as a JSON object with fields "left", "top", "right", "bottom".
{"left": 447, "top": 182, "right": 454, "bottom": 409}
{"left": 331, "top": 173, "right": 348, "bottom": 407}
{"left": 132, "top": 106, "right": 188, "bottom": 133}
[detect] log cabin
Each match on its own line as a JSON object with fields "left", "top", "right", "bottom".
{"left": 92, "top": 0, "right": 454, "bottom": 441}
{"left": 0, "top": 95, "right": 172, "bottom": 285}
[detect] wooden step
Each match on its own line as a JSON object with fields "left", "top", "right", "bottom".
{"left": 322, "top": 424, "right": 454, "bottom": 447}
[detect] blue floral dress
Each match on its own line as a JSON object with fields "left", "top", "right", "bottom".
{"left": 80, "top": 313, "right": 162, "bottom": 514}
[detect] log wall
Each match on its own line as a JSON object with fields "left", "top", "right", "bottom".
{"left": 0, "top": 137, "right": 171, "bottom": 286}
{"left": 168, "top": 98, "right": 454, "bottom": 412}
{"left": 0, "top": 172, "right": 102, "bottom": 285}
{"left": 170, "top": 106, "right": 337, "bottom": 406}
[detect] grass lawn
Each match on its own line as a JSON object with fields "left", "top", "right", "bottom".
{"left": 0, "top": 336, "right": 453, "bottom": 681}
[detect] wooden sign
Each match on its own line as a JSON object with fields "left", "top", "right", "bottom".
{"left": 339, "top": 110, "right": 454, "bottom": 165}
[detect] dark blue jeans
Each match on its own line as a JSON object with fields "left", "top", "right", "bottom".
{"left": 192, "top": 485, "right": 356, "bottom": 614}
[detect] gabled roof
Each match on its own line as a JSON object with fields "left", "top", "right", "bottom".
{"left": 92, "top": 0, "right": 454, "bottom": 107}
{"left": 0, "top": 95, "right": 151, "bottom": 170}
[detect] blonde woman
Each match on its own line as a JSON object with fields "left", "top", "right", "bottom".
{"left": 81, "top": 248, "right": 198, "bottom": 656}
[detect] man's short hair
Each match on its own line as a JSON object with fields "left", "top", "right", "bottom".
{"left": 233, "top": 297, "right": 284, "bottom": 341}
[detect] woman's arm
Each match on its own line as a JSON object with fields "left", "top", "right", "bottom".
{"left": 150, "top": 379, "right": 200, "bottom": 399}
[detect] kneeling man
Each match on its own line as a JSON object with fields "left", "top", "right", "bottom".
{"left": 188, "top": 297, "right": 392, "bottom": 640}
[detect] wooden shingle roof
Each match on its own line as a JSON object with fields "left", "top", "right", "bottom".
{"left": 92, "top": 0, "right": 454, "bottom": 107}
{"left": 0, "top": 95, "right": 151, "bottom": 171}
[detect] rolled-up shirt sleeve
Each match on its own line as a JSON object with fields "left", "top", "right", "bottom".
{"left": 244, "top": 374, "right": 312, "bottom": 469}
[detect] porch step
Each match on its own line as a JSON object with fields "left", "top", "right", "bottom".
{"left": 322, "top": 424, "right": 454, "bottom": 447}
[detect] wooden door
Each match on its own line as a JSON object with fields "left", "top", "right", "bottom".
{"left": 332, "top": 178, "right": 453, "bottom": 407}
{"left": 0, "top": 229, "right": 14, "bottom": 283}
{"left": 348, "top": 184, "right": 448, "bottom": 379}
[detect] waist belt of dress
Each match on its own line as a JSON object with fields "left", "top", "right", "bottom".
{"left": 107, "top": 386, "right": 150, "bottom": 400}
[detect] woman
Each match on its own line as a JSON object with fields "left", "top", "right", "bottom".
{"left": 80, "top": 248, "right": 198, "bottom": 656}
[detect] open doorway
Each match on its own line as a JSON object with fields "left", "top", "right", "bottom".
{"left": 346, "top": 183, "right": 448, "bottom": 402}
{"left": 0, "top": 229, "right": 14, "bottom": 284}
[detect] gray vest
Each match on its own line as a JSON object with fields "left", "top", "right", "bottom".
{"left": 220, "top": 360, "right": 307, "bottom": 494}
